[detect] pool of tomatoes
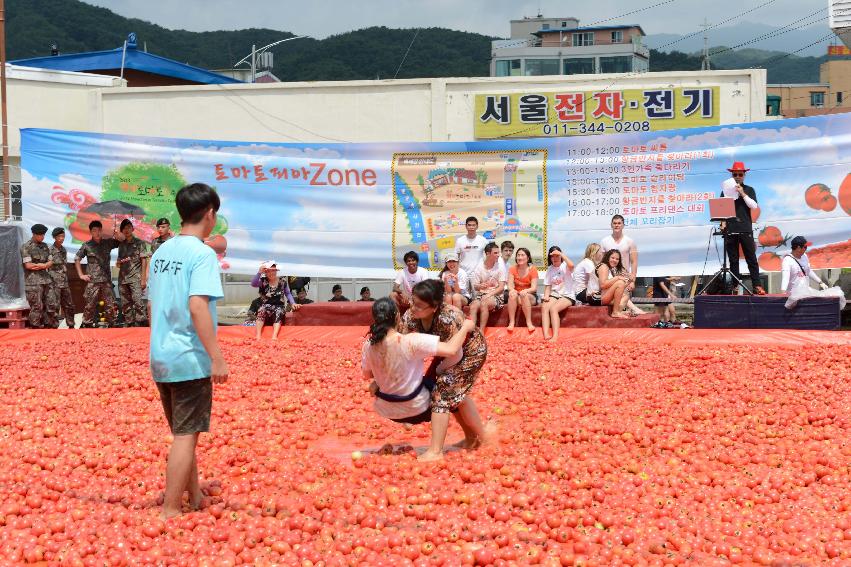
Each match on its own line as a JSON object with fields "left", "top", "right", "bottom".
{"left": 1, "top": 335, "right": 851, "bottom": 566}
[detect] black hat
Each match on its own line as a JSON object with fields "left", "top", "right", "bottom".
{"left": 51, "top": 227, "right": 65, "bottom": 237}
{"left": 156, "top": 217, "right": 170, "bottom": 226}
{"left": 790, "top": 236, "right": 812, "bottom": 249}
{"left": 31, "top": 224, "right": 48, "bottom": 235}
{"left": 119, "top": 218, "right": 133, "bottom": 231}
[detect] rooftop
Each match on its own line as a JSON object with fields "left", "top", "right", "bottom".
{"left": 535, "top": 24, "right": 645, "bottom": 36}
{"left": 12, "top": 33, "right": 241, "bottom": 85}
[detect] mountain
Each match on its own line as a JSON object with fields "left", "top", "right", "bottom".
{"left": 4, "top": 0, "right": 830, "bottom": 84}
{"left": 646, "top": 20, "right": 833, "bottom": 57}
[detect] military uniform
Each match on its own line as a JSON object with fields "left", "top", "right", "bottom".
{"left": 117, "top": 237, "right": 150, "bottom": 325}
{"left": 75, "top": 238, "right": 120, "bottom": 326}
{"left": 48, "top": 243, "right": 76, "bottom": 326}
{"left": 150, "top": 234, "right": 171, "bottom": 255}
{"left": 20, "top": 238, "right": 58, "bottom": 328}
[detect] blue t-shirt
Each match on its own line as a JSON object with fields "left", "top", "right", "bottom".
{"left": 148, "top": 235, "right": 223, "bottom": 383}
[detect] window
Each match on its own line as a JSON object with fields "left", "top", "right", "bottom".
{"left": 572, "top": 32, "right": 594, "bottom": 47}
{"left": 563, "top": 58, "right": 595, "bottom": 75}
{"left": 524, "top": 59, "right": 560, "bottom": 76}
{"left": 810, "top": 91, "right": 825, "bottom": 107}
{"left": 542, "top": 23, "right": 550, "bottom": 30}
{"left": 611, "top": 30, "right": 623, "bottom": 43}
{"left": 495, "top": 59, "right": 521, "bottom": 77}
{"left": 561, "top": 21, "right": 568, "bottom": 27}
{"left": 11, "top": 183, "right": 22, "bottom": 219}
{"left": 600, "top": 56, "right": 631, "bottom": 73}
{"left": 838, "top": 92, "right": 844, "bottom": 104}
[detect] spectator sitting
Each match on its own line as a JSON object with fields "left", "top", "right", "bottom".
{"left": 295, "top": 288, "right": 313, "bottom": 305}
{"left": 651, "top": 276, "right": 677, "bottom": 328}
{"left": 541, "top": 246, "right": 576, "bottom": 341}
{"left": 359, "top": 286, "right": 375, "bottom": 302}
{"left": 596, "top": 250, "right": 631, "bottom": 319}
{"left": 440, "top": 252, "right": 471, "bottom": 310}
{"left": 506, "top": 247, "right": 539, "bottom": 333}
{"left": 391, "top": 251, "right": 429, "bottom": 311}
{"left": 573, "top": 243, "right": 603, "bottom": 306}
{"left": 469, "top": 242, "right": 506, "bottom": 330}
{"left": 251, "top": 261, "right": 299, "bottom": 340}
{"left": 499, "top": 241, "right": 514, "bottom": 305}
{"left": 329, "top": 284, "right": 350, "bottom": 302}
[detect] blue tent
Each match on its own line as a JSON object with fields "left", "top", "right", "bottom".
{"left": 12, "top": 33, "right": 241, "bottom": 85}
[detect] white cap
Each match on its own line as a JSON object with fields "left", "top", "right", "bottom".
{"left": 260, "top": 260, "right": 278, "bottom": 270}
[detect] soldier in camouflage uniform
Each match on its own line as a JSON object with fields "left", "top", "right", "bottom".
{"left": 49, "top": 227, "right": 77, "bottom": 328}
{"left": 74, "top": 220, "right": 124, "bottom": 327}
{"left": 116, "top": 219, "right": 150, "bottom": 326}
{"left": 20, "top": 224, "right": 58, "bottom": 328}
{"left": 150, "top": 217, "right": 173, "bottom": 255}
{"left": 146, "top": 218, "right": 173, "bottom": 322}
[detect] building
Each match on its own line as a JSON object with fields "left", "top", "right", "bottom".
{"left": 830, "top": 0, "right": 851, "bottom": 49}
{"left": 766, "top": 44, "right": 851, "bottom": 118}
{"left": 491, "top": 15, "right": 649, "bottom": 77}
{"left": 11, "top": 33, "right": 241, "bottom": 88}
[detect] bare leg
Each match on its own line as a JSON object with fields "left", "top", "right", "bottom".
{"left": 255, "top": 318, "right": 265, "bottom": 340}
{"left": 549, "top": 298, "right": 571, "bottom": 341}
{"left": 450, "top": 397, "right": 487, "bottom": 449}
{"left": 187, "top": 454, "right": 203, "bottom": 509}
{"left": 541, "top": 301, "right": 551, "bottom": 339}
{"left": 478, "top": 298, "right": 493, "bottom": 329}
{"left": 468, "top": 300, "right": 480, "bottom": 323}
{"left": 419, "top": 412, "right": 450, "bottom": 462}
{"left": 271, "top": 322, "right": 282, "bottom": 340}
{"left": 161, "top": 433, "right": 199, "bottom": 520}
{"left": 522, "top": 295, "right": 535, "bottom": 332}
{"left": 507, "top": 290, "right": 518, "bottom": 331}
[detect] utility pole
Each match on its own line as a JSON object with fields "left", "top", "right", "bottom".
{"left": 0, "top": 0, "right": 9, "bottom": 220}
{"left": 700, "top": 18, "right": 712, "bottom": 71}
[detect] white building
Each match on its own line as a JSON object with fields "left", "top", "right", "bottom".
{"left": 492, "top": 16, "right": 649, "bottom": 77}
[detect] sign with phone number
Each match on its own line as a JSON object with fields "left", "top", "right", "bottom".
{"left": 474, "top": 87, "right": 720, "bottom": 139}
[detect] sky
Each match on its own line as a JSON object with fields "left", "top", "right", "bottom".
{"left": 84, "top": 0, "right": 829, "bottom": 39}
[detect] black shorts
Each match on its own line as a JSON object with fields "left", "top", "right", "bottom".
{"left": 156, "top": 377, "right": 212, "bottom": 435}
{"left": 576, "top": 289, "right": 602, "bottom": 306}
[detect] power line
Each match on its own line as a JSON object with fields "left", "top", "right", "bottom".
{"left": 394, "top": 29, "right": 421, "bottom": 80}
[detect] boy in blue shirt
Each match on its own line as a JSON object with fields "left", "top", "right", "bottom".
{"left": 148, "top": 183, "right": 228, "bottom": 520}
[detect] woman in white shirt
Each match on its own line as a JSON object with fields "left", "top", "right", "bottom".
{"left": 440, "top": 253, "right": 471, "bottom": 309}
{"left": 362, "top": 297, "right": 476, "bottom": 427}
{"left": 573, "top": 243, "right": 603, "bottom": 306}
{"left": 541, "top": 246, "right": 576, "bottom": 342}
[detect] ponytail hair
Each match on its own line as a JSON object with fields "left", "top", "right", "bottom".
{"left": 368, "top": 297, "right": 398, "bottom": 345}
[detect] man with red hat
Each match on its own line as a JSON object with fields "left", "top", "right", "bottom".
{"left": 721, "top": 162, "right": 765, "bottom": 295}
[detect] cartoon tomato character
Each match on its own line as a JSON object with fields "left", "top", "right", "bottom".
{"left": 804, "top": 183, "right": 832, "bottom": 210}
{"left": 757, "top": 226, "right": 783, "bottom": 247}
{"left": 758, "top": 252, "right": 782, "bottom": 271}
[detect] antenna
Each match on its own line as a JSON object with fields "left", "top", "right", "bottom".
{"left": 700, "top": 18, "right": 712, "bottom": 70}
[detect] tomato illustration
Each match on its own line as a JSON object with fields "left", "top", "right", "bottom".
{"left": 804, "top": 183, "right": 832, "bottom": 210}
{"left": 838, "top": 173, "right": 851, "bottom": 216}
{"left": 757, "top": 226, "right": 783, "bottom": 247}
{"left": 758, "top": 251, "right": 782, "bottom": 271}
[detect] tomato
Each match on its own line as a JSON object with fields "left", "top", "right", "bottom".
{"left": 757, "top": 226, "right": 784, "bottom": 247}
{"left": 837, "top": 173, "right": 851, "bottom": 216}
{"left": 804, "top": 183, "right": 833, "bottom": 210}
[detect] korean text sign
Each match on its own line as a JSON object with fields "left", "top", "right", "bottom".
{"left": 20, "top": 113, "right": 851, "bottom": 279}
{"left": 474, "top": 87, "right": 720, "bottom": 139}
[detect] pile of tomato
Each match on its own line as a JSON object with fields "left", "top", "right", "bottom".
{"left": 1, "top": 335, "right": 850, "bottom": 566}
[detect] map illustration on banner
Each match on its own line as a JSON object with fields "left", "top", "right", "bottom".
{"left": 392, "top": 151, "right": 547, "bottom": 269}
{"left": 20, "top": 113, "right": 851, "bottom": 279}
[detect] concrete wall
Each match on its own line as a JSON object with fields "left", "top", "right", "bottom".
{"left": 94, "top": 71, "right": 766, "bottom": 144}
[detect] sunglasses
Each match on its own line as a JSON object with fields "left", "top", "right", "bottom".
{"left": 731, "top": 173, "right": 745, "bottom": 177}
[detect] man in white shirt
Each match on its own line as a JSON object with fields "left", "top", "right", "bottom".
{"left": 600, "top": 215, "right": 643, "bottom": 315}
{"left": 455, "top": 216, "right": 488, "bottom": 275}
{"left": 391, "top": 251, "right": 429, "bottom": 310}
{"left": 469, "top": 242, "right": 507, "bottom": 329}
{"left": 782, "top": 236, "right": 827, "bottom": 297}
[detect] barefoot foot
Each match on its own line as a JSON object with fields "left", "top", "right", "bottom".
{"left": 417, "top": 450, "right": 444, "bottom": 462}
{"left": 159, "top": 507, "right": 182, "bottom": 521}
{"left": 506, "top": 325, "right": 515, "bottom": 333}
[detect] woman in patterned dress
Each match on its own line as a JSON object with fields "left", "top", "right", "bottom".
{"left": 400, "top": 279, "right": 492, "bottom": 461}
{"left": 251, "top": 261, "right": 300, "bottom": 340}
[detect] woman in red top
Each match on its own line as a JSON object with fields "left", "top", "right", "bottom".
{"left": 507, "top": 247, "right": 539, "bottom": 333}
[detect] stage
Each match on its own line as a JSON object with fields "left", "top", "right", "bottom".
{"left": 694, "top": 294, "right": 844, "bottom": 330}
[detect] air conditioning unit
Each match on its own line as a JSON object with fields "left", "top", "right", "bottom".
{"left": 829, "top": 0, "right": 851, "bottom": 28}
